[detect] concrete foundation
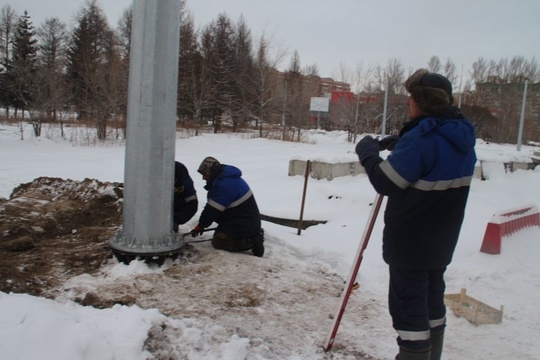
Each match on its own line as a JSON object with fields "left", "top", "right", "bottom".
{"left": 480, "top": 160, "right": 536, "bottom": 180}
{"left": 289, "top": 159, "right": 532, "bottom": 182}
{"left": 289, "top": 159, "right": 364, "bottom": 180}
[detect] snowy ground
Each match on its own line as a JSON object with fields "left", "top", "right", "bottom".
{"left": 1, "top": 123, "right": 539, "bottom": 360}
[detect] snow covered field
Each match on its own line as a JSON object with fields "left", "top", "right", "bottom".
{"left": 1, "top": 123, "right": 539, "bottom": 359}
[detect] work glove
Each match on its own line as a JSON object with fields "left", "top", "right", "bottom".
{"left": 355, "top": 136, "right": 380, "bottom": 165}
{"left": 378, "top": 135, "right": 399, "bottom": 151}
{"left": 190, "top": 225, "right": 204, "bottom": 237}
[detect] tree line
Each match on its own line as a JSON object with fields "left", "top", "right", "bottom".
{"left": 0, "top": 0, "right": 538, "bottom": 143}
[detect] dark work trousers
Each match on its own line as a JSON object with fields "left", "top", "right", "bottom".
{"left": 211, "top": 231, "right": 253, "bottom": 252}
{"left": 388, "top": 266, "right": 447, "bottom": 351}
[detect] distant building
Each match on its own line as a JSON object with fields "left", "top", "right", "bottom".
{"left": 318, "top": 77, "right": 351, "bottom": 95}
{"left": 474, "top": 79, "right": 539, "bottom": 142}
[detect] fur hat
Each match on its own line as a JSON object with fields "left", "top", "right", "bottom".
{"left": 404, "top": 69, "right": 454, "bottom": 115}
{"left": 197, "top": 156, "right": 221, "bottom": 177}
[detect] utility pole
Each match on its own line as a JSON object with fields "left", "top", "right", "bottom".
{"left": 458, "top": 65, "right": 464, "bottom": 108}
{"left": 516, "top": 80, "right": 528, "bottom": 152}
{"left": 281, "top": 77, "right": 287, "bottom": 140}
{"left": 381, "top": 82, "right": 388, "bottom": 136}
{"left": 110, "top": 0, "right": 182, "bottom": 262}
{"left": 354, "top": 92, "right": 360, "bottom": 142}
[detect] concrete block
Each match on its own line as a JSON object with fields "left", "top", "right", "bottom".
{"left": 289, "top": 160, "right": 365, "bottom": 180}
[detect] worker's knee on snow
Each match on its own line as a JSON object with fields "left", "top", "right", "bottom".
{"left": 234, "top": 237, "right": 253, "bottom": 252}
{"left": 211, "top": 232, "right": 237, "bottom": 252}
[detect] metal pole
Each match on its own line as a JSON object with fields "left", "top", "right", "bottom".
{"left": 457, "top": 65, "right": 463, "bottom": 108}
{"left": 297, "top": 160, "right": 311, "bottom": 235}
{"left": 281, "top": 78, "right": 287, "bottom": 140}
{"left": 354, "top": 92, "right": 360, "bottom": 142}
{"left": 381, "top": 84, "right": 388, "bottom": 136}
{"left": 516, "top": 80, "right": 528, "bottom": 152}
{"left": 281, "top": 78, "right": 286, "bottom": 127}
{"left": 110, "top": 0, "right": 182, "bottom": 258}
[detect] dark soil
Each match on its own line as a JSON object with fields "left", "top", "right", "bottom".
{"left": 0, "top": 177, "right": 123, "bottom": 297}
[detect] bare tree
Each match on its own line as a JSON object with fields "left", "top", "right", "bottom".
{"left": 115, "top": 4, "right": 133, "bottom": 132}
{"left": 0, "top": 5, "right": 17, "bottom": 117}
{"left": 467, "top": 57, "right": 489, "bottom": 107}
{"left": 331, "top": 63, "right": 357, "bottom": 136}
{"left": 284, "top": 50, "right": 309, "bottom": 140}
{"left": 345, "top": 63, "right": 375, "bottom": 141}
{"left": 375, "top": 58, "right": 405, "bottom": 94}
{"left": 0, "top": 5, "right": 16, "bottom": 70}
{"left": 303, "top": 63, "right": 319, "bottom": 77}
{"left": 523, "top": 57, "right": 539, "bottom": 82}
{"left": 427, "top": 56, "right": 441, "bottom": 73}
{"left": 97, "top": 30, "right": 123, "bottom": 139}
{"left": 33, "top": 17, "right": 68, "bottom": 136}
{"left": 443, "top": 58, "right": 457, "bottom": 85}
{"left": 372, "top": 59, "right": 407, "bottom": 133}
{"left": 251, "top": 32, "right": 285, "bottom": 133}
{"left": 464, "top": 56, "right": 540, "bottom": 143}
{"left": 116, "top": 6, "right": 132, "bottom": 60}
{"left": 470, "top": 57, "right": 488, "bottom": 84}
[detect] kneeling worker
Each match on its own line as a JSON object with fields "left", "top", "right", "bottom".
{"left": 173, "top": 161, "right": 198, "bottom": 232}
{"left": 190, "top": 156, "right": 264, "bottom": 257}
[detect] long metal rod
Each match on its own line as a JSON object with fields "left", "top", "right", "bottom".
{"left": 297, "top": 160, "right": 311, "bottom": 235}
{"left": 180, "top": 227, "right": 218, "bottom": 239}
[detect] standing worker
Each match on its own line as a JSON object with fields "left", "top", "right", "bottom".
{"left": 190, "top": 157, "right": 264, "bottom": 257}
{"left": 355, "top": 69, "right": 477, "bottom": 360}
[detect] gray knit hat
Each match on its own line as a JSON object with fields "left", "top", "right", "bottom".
{"left": 404, "top": 69, "right": 454, "bottom": 115}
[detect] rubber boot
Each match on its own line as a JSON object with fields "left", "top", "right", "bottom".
{"left": 251, "top": 229, "right": 265, "bottom": 257}
{"left": 395, "top": 347, "right": 431, "bottom": 360}
{"left": 430, "top": 329, "right": 444, "bottom": 360}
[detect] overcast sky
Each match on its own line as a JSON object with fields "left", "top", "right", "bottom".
{"left": 6, "top": 0, "right": 540, "bottom": 81}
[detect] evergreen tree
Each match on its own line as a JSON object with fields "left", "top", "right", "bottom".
{"left": 177, "top": 10, "right": 201, "bottom": 122}
{"left": 9, "top": 10, "right": 38, "bottom": 114}
{"left": 187, "top": 24, "right": 218, "bottom": 130}
{"left": 66, "top": 0, "right": 118, "bottom": 139}
{"left": 208, "top": 13, "right": 236, "bottom": 132}
{"left": 230, "top": 16, "right": 255, "bottom": 132}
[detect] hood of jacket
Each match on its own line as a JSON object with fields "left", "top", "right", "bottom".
{"left": 401, "top": 106, "right": 476, "bottom": 153}
{"left": 215, "top": 164, "right": 242, "bottom": 182}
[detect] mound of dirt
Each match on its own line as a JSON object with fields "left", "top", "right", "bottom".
{"left": 0, "top": 177, "right": 123, "bottom": 297}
